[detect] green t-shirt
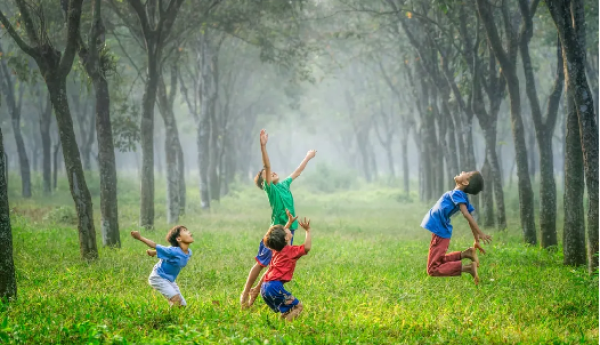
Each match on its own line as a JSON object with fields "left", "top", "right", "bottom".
{"left": 264, "top": 176, "right": 297, "bottom": 230}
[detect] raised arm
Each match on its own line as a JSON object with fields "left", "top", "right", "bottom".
{"left": 260, "top": 129, "right": 272, "bottom": 185}
{"left": 284, "top": 209, "right": 298, "bottom": 229}
{"left": 299, "top": 217, "right": 312, "bottom": 253}
{"left": 290, "top": 150, "right": 317, "bottom": 180}
{"left": 130, "top": 231, "right": 157, "bottom": 249}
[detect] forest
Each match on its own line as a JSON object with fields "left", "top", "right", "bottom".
{"left": 0, "top": 0, "right": 598, "bottom": 344}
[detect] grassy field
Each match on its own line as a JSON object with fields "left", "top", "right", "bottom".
{"left": 0, "top": 174, "right": 598, "bottom": 344}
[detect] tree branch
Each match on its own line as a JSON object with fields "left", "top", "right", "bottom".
{"left": 0, "top": 9, "right": 38, "bottom": 58}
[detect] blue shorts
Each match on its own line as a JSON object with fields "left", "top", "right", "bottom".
{"left": 260, "top": 280, "right": 299, "bottom": 314}
{"left": 255, "top": 230, "right": 295, "bottom": 267}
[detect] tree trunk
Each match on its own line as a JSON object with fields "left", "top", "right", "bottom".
{"left": 0, "top": 54, "right": 31, "bottom": 198}
{"left": 481, "top": 157, "right": 494, "bottom": 228}
{"left": 40, "top": 94, "right": 52, "bottom": 195}
{"left": 163, "top": 119, "right": 180, "bottom": 223}
{"left": 93, "top": 76, "right": 120, "bottom": 247}
{"left": 139, "top": 51, "right": 159, "bottom": 228}
{"left": 441, "top": 95, "right": 459, "bottom": 189}
{"left": 483, "top": 126, "right": 507, "bottom": 229}
{"left": 48, "top": 77, "right": 98, "bottom": 259}
{"left": 197, "top": 32, "right": 218, "bottom": 209}
{"left": 209, "top": 108, "right": 220, "bottom": 202}
{"left": 547, "top": 0, "right": 599, "bottom": 271}
{"left": 53, "top": 142, "right": 61, "bottom": 191}
{"left": 0, "top": 127, "right": 16, "bottom": 301}
{"left": 562, "top": 93, "right": 586, "bottom": 266}
{"left": 177, "top": 140, "right": 186, "bottom": 215}
{"left": 519, "top": 7, "right": 564, "bottom": 248}
{"left": 477, "top": 0, "right": 537, "bottom": 244}
{"left": 401, "top": 131, "right": 410, "bottom": 194}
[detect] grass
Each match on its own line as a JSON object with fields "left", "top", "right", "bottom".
{"left": 0, "top": 173, "right": 598, "bottom": 344}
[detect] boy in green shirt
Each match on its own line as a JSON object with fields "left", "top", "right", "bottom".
{"left": 240, "top": 129, "right": 316, "bottom": 309}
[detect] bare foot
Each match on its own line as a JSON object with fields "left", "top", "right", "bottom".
{"left": 463, "top": 264, "right": 479, "bottom": 285}
{"left": 282, "top": 303, "right": 303, "bottom": 321}
{"left": 248, "top": 287, "right": 260, "bottom": 307}
{"left": 462, "top": 247, "right": 479, "bottom": 267}
{"left": 240, "top": 292, "right": 249, "bottom": 310}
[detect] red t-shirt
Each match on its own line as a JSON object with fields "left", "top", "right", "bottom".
{"left": 264, "top": 244, "right": 307, "bottom": 283}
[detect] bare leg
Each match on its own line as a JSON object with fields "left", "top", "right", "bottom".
{"left": 169, "top": 294, "right": 184, "bottom": 307}
{"left": 461, "top": 247, "right": 479, "bottom": 267}
{"left": 462, "top": 263, "right": 479, "bottom": 285}
{"left": 282, "top": 303, "right": 303, "bottom": 322}
{"left": 240, "top": 262, "right": 264, "bottom": 309}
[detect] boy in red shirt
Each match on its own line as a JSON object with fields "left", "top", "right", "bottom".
{"left": 260, "top": 210, "right": 312, "bottom": 321}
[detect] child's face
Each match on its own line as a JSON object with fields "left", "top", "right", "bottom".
{"left": 262, "top": 170, "right": 279, "bottom": 184}
{"left": 454, "top": 171, "right": 476, "bottom": 186}
{"left": 177, "top": 228, "right": 194, "bottom": 245}
{"left": 284, "top": 228, "right": 293, "bottom": 244}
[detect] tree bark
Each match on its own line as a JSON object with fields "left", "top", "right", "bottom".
{"left": 477, "top": 0, "right": 537, "bottom": 244}
{"left": 0, "top": 46, "right": 31, "bottom": 198}
{"left": 400, "top": 131, "right": 410, "bottom": 194}
{"left": 48, "top": 78, "right": 98, "bottom": 259}
{"left": 53, "top": 142, "right": 61, "bottom": 191}
{"left": 93, "top": 76, "right": 120, "bottom": 247}
{"left": 40, "top": 91, "right": 52, "bottom": 195}
{"left": 481, "top": 157, "right": 494, "bottom": 228}
{"left": 0, "top": 126, "right": 16, "bottom": 301}
{"left": 547, "top": 0, "right": 599, "bottom": 271}
{"left": 562, "top": 92, "right": 586, "bottom": 266}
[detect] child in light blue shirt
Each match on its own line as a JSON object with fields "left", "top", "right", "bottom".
{"left": 131, "top": 225, "right": 193, "bottom": 307}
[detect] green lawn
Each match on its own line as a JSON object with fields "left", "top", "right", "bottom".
{"left": 0, "top": 176, "right": 597, "bottom": 344}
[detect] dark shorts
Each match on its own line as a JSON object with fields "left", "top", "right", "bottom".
{"left": 260, "top": 280, "right": 299, "bottom": 314}
{"left": 255, "top": 230, "right": 295, "bottom": 267}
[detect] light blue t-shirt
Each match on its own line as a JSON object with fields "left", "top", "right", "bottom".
{"left": 421, "top": 190, "right": 475, "bottom": 239}
{"left": 153, "top": 245, "right": 192, "bottom": 282}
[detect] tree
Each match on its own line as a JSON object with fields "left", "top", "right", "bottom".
{"left": 78, "top": 0, "right": 120, "bottom": 247}
{"left": 108, "top": 0, "right": 189, "bottom": 228}
{"left": 0, "top": 122, "right": 16, "bottom": 301}
{"left": 562, "top": 89, "right": 586, "bottom": 266}
{"left": 0, "top": 42, "right": 31, "bottom": 198}
{"left": 476, "top": 0, "right": 537, "bottom": 244}
{"left": 547, "top": 0, "right": 599, "bottom": 271}
{"left": 518, "top": 0, "right": 563, "bottom": 248}
{"left": 0, "top": 0, "right": 99, "bottom": 259}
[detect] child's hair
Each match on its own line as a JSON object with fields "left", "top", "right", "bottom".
{"left": 263, "top": 225, "right": 287, "bottom": 251}
{"left": 254, "top": 168, "right": 265, "bottom": 190}
{"left": 464, "top": 172, "right": 484, "bottom": 195}
{"left": 166, "top": 225, "right": 187, "bottom": 247}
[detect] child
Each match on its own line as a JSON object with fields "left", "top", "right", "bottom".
{"left": 261, "top": 210, "right": 311, "bottom": 321}
{"left": 240, "top": 129, "right": 316, "bottom": 308}
{"left": 421, "top": 171, "right": 492, "bottom": 284}
{"left": 130, "top": 226, "right": 194, "bottom": 307}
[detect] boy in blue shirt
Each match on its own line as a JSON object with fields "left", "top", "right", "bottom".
{"left": 240, "top": 129, "right": 316, "bottom": 308}
{"left": 131, "top": 226, "right": 193, "bottom": 307}
{"left": 421, "top": 171, "right": 492, "bottom": 284}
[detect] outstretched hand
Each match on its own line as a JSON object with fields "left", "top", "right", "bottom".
{"left": 285, "top": 209, "right": 298, "bottom": 229}
{"left": 474, "top": 241, "right": 486, "bottom": 255}
{"left": 130, "top": 231, "right": 141, "bottom": 240}
{"left": 306, "top": 150, "right": 317, "bottom": 160}
{"left": 260, "top": 129, "right": 269, "bottom": 146}
{"left": 478, "top": 232, "right": 492, "bottom": 245}
{"left": 299, "top": 217, "right": 311, "bottom": 231}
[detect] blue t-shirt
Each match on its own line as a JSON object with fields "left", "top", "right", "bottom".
{"left": 421, "top": 190, "right": 475, "bottom": 239}
{"left": 153, "top": 245, "right": 192, "bottom": 282}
